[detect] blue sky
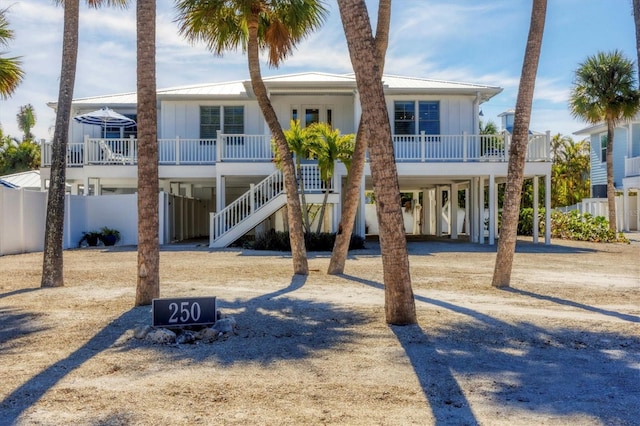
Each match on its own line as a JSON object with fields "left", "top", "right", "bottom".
{"left": 0, "top": 0, "right": 636, "bottom": 141}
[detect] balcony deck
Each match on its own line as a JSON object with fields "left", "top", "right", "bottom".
{"left": 41, "top": 132, "right": 551, "bottom": 167}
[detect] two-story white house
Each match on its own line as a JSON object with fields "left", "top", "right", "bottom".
{"left": 574, "top": 118, "right": 640, "bottom": 231}
{"left": 40, "top": 72, "right": 553, "bottom": 247}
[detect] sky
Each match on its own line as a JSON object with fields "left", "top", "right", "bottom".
{"left": 0, "top": 0, "right": 636, "bottom": 142}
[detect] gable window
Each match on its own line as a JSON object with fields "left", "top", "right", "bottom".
{"left": 394, "top": 101, "right": 440, "bottom": 135}
{"left": 200, "top": 106, "right": 244, "bottom": 139}
{"left": 600, "top": 133, "right": 607, "bottom": 163}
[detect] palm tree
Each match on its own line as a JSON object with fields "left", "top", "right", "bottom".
{"left": 327, "top": 0, "right": 390, "bottom": 275}
{"left": 634, "top": 0, "right": 640, "bottom": 77}
{"left": 306, "top": 122, "right": 354, "bottom": 233}
{"left": 135, "top": 0, "right": 159, "bottom": 306}
{"left": 41, "top": 0, "right": 128, "bottom": 289}
{"left": 176, "top": 0, "right": 328, "bottom": 275}
{"left": 491, "top": 0, "right": 547, "bottom": 288}
{"left": 281, "top": 119, "right": 313, "bottom": 234}
{"left": 337, "top": 0, "right": 415, "bottom": 325}
{"left": 16, "top": 104, "right": 36, "bottom": 141}
{"left": 569, "top": 50, "right": 640, "bottom": 232}
{"left": 0, "top": 7, "right": 25, "bottom": 99}
{"left": 551, "top": 135, "right": 590, "bottom": 207}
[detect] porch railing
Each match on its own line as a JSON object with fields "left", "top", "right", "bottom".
{"left": 40, "top": 131, "right": 551, "bottom": 167}
{"left": 625, "top": 156, "right": 640, "bottom": 178}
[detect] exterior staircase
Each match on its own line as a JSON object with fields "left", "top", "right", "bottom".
{"left": 209, "top": 170, "right": 287, "bottom": 248}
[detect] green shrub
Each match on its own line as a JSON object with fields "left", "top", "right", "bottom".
{"left": 517, "top": 208, "right": 628, "bottom": 243}
{"left": 250, "top": 231, "right": 365, "bottom": 252}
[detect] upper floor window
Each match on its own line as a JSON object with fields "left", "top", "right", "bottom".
{"left": 200, "top": 106, "right": 244, "bottom": 138}
{"left": 600, "top": 133, "right": 607, "bottom": 163}
{"left": 105, "top": 114, "right": 137, "bottom": 139}
{"left": 394, "top": 101, "right": 440, "bottom": 135}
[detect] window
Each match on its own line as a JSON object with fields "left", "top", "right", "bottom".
{"left": 200, "top": 106, "right": 244, "bottom": 138}
{"left": 327, "top": 109, "right": 332, "bottom": 128}
{"left": 200, "top": 106, "right": 221, "bottom": 139}
{"left": 394, "top": 101, "right": 415, "bottom": 135}
{"left": 600, "top": 133, "right": 607, "bottom": 163}
{"left": 305, "top": 108, "right": 320, "bottom": 126}
{"left": 105, "top": 114, "right": 137, "bottom": 139}
{"left": 418, "top": 101, "right": 440, "bottom": 135}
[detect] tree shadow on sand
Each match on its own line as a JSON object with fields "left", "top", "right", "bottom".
{"left": 0, "top": 307, "right": 49, "bottom": 356}
{"left": 125, "top": 274, "right": 370, "bottom": 365}
{"left": 344, "top": 275, "right": 640, "bottom": 425}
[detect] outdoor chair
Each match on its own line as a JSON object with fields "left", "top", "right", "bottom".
{"left": 99, "top": 140, "right": 127, "bottom": 164}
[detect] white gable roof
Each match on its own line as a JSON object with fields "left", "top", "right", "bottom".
{"left": 0, "top": 170, "right": 42, "bottom": 190}
{"left": 55, "top": 71, "right": 502, "bottom": 107}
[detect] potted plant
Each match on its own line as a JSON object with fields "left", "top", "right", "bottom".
{"left": 79, "top": 231, "right": 102, "bottom": 247}
{"left": 100, "top": 227, "right": 121, "bottom": 246}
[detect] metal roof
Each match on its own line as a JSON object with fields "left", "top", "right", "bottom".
{"left": 0, "top": 170, "right": 42, "bottom": 190}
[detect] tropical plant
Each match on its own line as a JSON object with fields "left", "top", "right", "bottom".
{"left": 16, "top": 104, "right": 36, "bottom": 141}
{"left": 78, "top": 230, "right": 102, "bottom": 247}
{"left": 569, "top": 50, "right": 640, "bottom": 232}
{"left": 176, "top": 0, "right": 328, "bottom": 275}
{"left": 492, "top": 0, "right": 547, "bottom": 288}
{"left": 338, "top": 0, "right": 416, "bottom": 325}
{"left": 0, "top": 8, "right": 24, "bottom": 99}
{"left": 280, "top": 119, "right": 313, "bottom": 233}
{"left": 0, "top": 139, "right": 41, "bottom": 174}
{"left": 135, "top": 0, "right": 159, "bottom": 305}
{"left": 550, "top": 134, "right": 590, "bottom": 207}
{"left": 99, "top": 226, "right": 120, "bottom": 246}
{"left": 42, "top": 0, "right": 129, "bottom": 289}
{"left": 328, "top": 0, "right": 390, "bottom": 275}
{"left": 306, "top": 122, "right": 355, "bottom": 233}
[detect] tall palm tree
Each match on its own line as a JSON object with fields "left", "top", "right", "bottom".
{"left": 337, "top": 0, "right": 415, "bottom": 325}
{"left": 569, "top": 50, "right": 640, "bottom": 232}
{"left": 328, "top": 0, "right": 390, "bottom": 275}
{"left": 41, "top": 0, "right": 128, "bottom": 289}
{"left": 306, "top": 122, "right": 354, "bottom": 233}
{"left": 135, "top": 0, "right": 159, "bottom": 305}
{"left": 492, "top": 0, "right": 547, "bottom": 288}
{"left": 0, "top": 7, "right": 25, "bottom": 99}
{"left": 176, "top": 0, "right": 328, "bottom": 275}
{"left": 634, "top": 0, "right": 640, "bottom": 77}
{"left": 16, "top": 104, "right": 36, "bottom": 141}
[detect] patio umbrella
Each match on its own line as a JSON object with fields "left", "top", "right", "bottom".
{"left": 73, "top": 107, "right": 136, "bottom": 138}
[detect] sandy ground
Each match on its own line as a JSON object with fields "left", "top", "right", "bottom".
{"left": 0, "top": 235, "right": 639, "bottom": 425}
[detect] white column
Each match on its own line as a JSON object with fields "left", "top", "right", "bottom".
{"left": 357, "top": 177, "right": 366, "bottom": 236}
{"left": 464, "top": 186, "right": 470, "bottom": 237}
{"left": 470, "top": 178, "right": 478, "bottom": 243}
{"left": 545, "top": 172, "right": 551, "bottom": 245}
{"left": 533, "top": 176, "right": 539, "bottom": 244}
{"left": 436, "top": 186, "right": 443, "bottom": 236}
{"left": 332, "top": 174, "right": 343, "bottom": 233}
{"left": 623, "top": 188, "right": 630, "bottom": 232}
{"left": 451, "top": 183, "right": 459, "bottom": 239}
{"left": 83, "top": 176, "right": 90, "bottom": 196}
{"left": 94, "top": 178, "right": 101, "bottom": 196}
{"left": 478, "top": 177, "right": 485, "bottom": 244}
{"left": 488, "top": 174, "right": 495, "bottom": 245}
{"left": 493, "top": 181, "right": 499, "bottom": 241}
{"left": 216, "top": 175, "right": 226, "bottom": 212}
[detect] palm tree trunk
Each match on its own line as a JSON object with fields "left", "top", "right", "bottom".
{"left": 606, "top": 121, "right": 617, "bottom": 232}
{"left": 634, "top": 0, "right": 640, "bottom": 78}
{"left": 338, "top": 0, "right": 415, "bottom": 325}
{"left": 316, "top": 183, "right": 330, "bottom": 234}
{"left": 328, "top": 123, "right": 366, "bottom": 274}
{"left": 41, "top": 0, "right": 79, "bottom": 288}
{"left": 328, "top": 0, "right": 390, "bottom": 275}
{"left": 297, "top": 159, "right": 311, "bottom": 234}
{"left": 135, "top": 0, "right": 160, "bottom": 305}
{"left": 247, "top": 15, "right": 308, "bottom": 275}
{"left": 492, "top": 0, "right": 547, "bottom": 288}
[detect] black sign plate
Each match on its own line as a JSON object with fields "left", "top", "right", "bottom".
{"left": 152, "top": 297, "right": 217, "bottom": 327}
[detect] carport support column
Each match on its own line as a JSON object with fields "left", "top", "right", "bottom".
{"left": 545, "top": 172, "right": 551, "bottom": 245}
{"left": 623, "top": 188, "right": 630, "bottom": 232}
{"left": 533, "top": 176, "right": 539, "bottom": 244}
{"left": 488, "top": 174, "right": 495, "bottom": 245}
{"left": 436, "top": 186, "right": 443, "bottom": 237}
{"left": 478, "top": 176, "right": 485, "bottom": 244}
{"left": 216, "top": 175, "right": 226, "bottom": 212}
{"left": 464, "top": 186, "right": 470, "bottom": 238}
{"left": 83, "top": 176, "right": 90, "bottom": 196}
{"left": 451, "top": 183, "right": 458, "bottom": 239}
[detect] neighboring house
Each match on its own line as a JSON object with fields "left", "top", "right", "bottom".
{"left": 574, "top": 118, "right": 640, "bottom": 231}
{"left": 0, "top": 170, "right": 43, "bottom": 191}
{"left": 41, "top": 72, "right": 553, "bottom": 247}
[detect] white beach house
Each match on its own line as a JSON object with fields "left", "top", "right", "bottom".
{"left": 40, "top": 72, "right": 553, "bottom": 247}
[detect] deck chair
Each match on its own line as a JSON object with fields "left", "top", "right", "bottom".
{"left": 99, "top": 140, "right": 127, "bottom": 164}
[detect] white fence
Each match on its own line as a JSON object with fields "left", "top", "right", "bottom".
{"left": 0, "top": 187, "right": 207, "bottom": 256}
{"left": 556, "top": 197, "right": 626, "bottom": 231}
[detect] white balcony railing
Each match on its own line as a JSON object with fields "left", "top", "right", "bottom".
{"left": 625, "top": 156, "right": 640, "bottom": 178}
{"left": 40, "top": 131, "right": 551, "bottom": 167}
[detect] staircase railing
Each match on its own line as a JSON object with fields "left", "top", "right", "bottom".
{"left": 210, "top": 170, "right": 285, "bottom": 244}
